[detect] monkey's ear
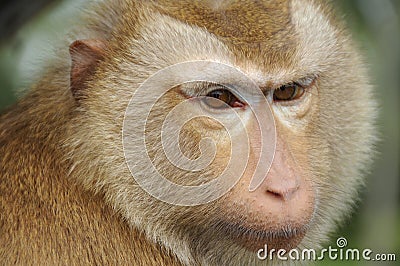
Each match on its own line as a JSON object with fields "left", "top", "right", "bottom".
{"left": 69, "top": 39, "right": 106, "bottom": 100}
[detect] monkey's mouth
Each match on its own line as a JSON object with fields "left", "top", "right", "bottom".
{"left": 215, "top": 220, "right": 309, "bottom": 252}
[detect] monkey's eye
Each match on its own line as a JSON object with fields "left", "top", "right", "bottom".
{"left": 273, "top": 84, "right": 305, "bottom": 102}
{"left": 204, "top": 89, "right": 244, "bottom": 109}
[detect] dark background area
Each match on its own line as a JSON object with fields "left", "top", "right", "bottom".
{"left": 0, "top": 1, "right": 399, "bottom": 265}
{"left": 0, "top": 0, "right": 61, "bottom": 42}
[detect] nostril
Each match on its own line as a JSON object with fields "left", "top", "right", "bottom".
{"left": 267, "top": 189, "right": 282, "bottom": 199}
{"left": 266, "top": 185, "right": 299, "bottom": 201}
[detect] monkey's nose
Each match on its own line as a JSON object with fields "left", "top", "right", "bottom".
{"left": 264, "top": 158, "right": 301, "bottom": 201}
{"left": 262, "top": 136, "right": 301, "bottom": 201}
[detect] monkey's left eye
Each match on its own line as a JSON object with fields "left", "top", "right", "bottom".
{"left": 273, "top": 84, "right": 305, "bottom": 102}
{"left": 203, "top": 89, "right": 244, "bottom": 109}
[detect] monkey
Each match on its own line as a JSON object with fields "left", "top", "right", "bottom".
{"left": 0, "top": 0, "right": 377, "bottom": 265}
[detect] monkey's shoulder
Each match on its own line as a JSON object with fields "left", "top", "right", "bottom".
{"left": 0, "top": 118, "right": 180, "bottom": 266}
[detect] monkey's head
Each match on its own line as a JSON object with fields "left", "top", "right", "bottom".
{"left": 66, "top": 0, "right": 377, "bottom": 264}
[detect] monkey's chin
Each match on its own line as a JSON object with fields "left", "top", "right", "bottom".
{"left": 218, "top": 221, "right": 308, "bottom": 252}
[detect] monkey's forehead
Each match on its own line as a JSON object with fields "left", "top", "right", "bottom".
{"left": 106, "top": 0, "right": 343, "bottom": 78}
{"left": 144, "top": 0, "right": 308, "bottom": 72}
{"left": 153, "top": 0, "right": 292, "bottom": 44}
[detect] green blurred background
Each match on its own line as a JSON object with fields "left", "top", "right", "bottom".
{"left": 0, "top": 0, "right": 399, "bottom": 265}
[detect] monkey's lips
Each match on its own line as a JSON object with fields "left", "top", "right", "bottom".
{"left": 215, "top": 219, "right": 309, "bottom": 252}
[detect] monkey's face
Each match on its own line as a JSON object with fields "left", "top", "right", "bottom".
{"left": 133, "top": 68, "right": 318, "bottom": 252}
{"left": 68, "top": 0, "right": 376, "bottom": 264}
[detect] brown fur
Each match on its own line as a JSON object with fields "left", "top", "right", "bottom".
{"left": 0, "top": 75, "right": 181, "bottom": 265}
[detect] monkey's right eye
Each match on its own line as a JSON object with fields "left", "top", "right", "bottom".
{"left": 204, "top": 89, "right": 244, "bottom": 109}
{"left": 273, "top": 84, "right": 305, "bottom": 102}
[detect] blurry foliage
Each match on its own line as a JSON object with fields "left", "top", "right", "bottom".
{"left": 0, "top": 0, "right": 399, "bottom": 265}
